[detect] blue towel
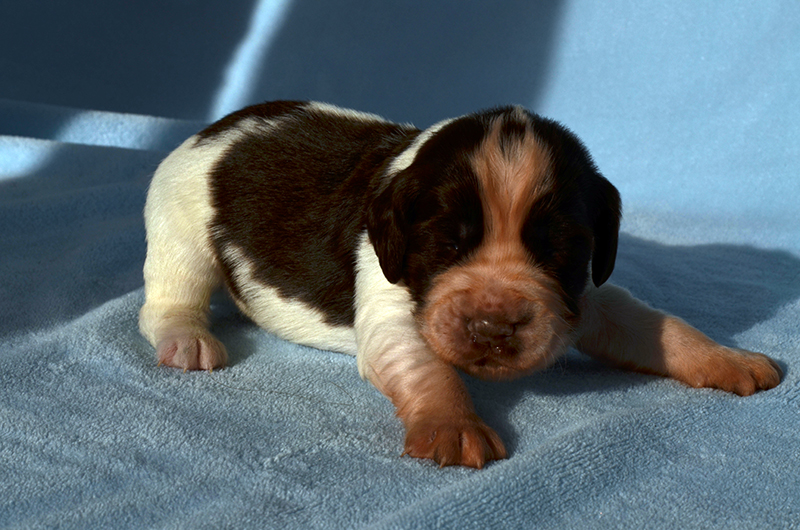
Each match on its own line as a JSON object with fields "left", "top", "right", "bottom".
{"left": 2, "top": 2, "right": 799, "bottom": 528}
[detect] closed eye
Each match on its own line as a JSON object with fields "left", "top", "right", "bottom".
{"left": 524, "top": 223, "right": 549, "bottom": 249}
{"left": 450, "top": 220, "right": 480, "bottom": 255}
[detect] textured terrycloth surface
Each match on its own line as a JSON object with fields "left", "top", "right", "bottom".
{"left": 1, "top": 2, "right": 799, "bottom": 528}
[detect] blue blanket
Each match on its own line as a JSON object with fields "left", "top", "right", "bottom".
{"left": 2, "top": 2, "right": 799, "bottom": 528}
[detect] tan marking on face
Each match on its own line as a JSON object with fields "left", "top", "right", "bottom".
{"left": 417, "top": 116, "right": 575, "bottom": 380}
{"left": 469, "top": 116, "right": 553, "bottom": 256}
{"left": 465, "top": 115, "right": 556, "bottom": 298}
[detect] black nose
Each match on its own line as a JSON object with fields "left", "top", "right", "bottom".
{"left": 468, "top": 317, "right": 515, "bottom": 346}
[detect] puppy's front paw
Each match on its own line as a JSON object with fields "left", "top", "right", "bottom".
{"left": 156, "top": 332, "right": 228, "bottom": 372}
{"left": 685, "top": 348, "right": 782, "bottom": 396}
{"left": 402, "top": 414, "right": 507, "bottom": 469}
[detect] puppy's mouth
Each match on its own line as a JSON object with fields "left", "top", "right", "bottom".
{"left": 462, "top": 355, "right": 524, "bottom": 380}
{"left": 454, "top": 338, "right": 557, "bottom": 380}
{"left": 464, "top": 334, "right": 522, "bottom": 370}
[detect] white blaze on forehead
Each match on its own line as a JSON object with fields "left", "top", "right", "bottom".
{"left": 386, "top": 117, "right": 455, "bottom": 177}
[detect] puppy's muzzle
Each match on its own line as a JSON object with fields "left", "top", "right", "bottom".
{"left": 421, "top": 275, "right": 570, "bottom": 380}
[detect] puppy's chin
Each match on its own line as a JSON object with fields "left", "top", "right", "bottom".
{"left": 417, "top": 264, "right": 576, "bottom": 381}
{"left": 451, "top": 343, "right": 562, "bottom": 380}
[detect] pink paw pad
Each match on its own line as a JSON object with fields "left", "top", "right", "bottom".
{"left": 156, "top": 333, "right": 228, "bottom": 372}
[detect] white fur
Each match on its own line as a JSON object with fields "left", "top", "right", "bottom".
{"left": 351, "top": 232, "right": 499, "bottom": 469}
{"left": 385, "top": 117, "right": 454, "bottom": 177}
{"left": 353, "top": 233, "right": 437, "bottom": 387}
{"left": 235, "top": 115, "right": 285, "bottom": 136}
{"left": 140, "top": 134, "right": 228, "bottom": 345}
{"left": 304, "top": 102, "right": 453, "bottom": 185}
{"left": 140, "top": 118, "right": 280, "bottom": 348}
{"left": 222, "top": 243, "right": 358, "bottom": 354}
{"left": 304, "top": 101, "right": 388, "bottom": 124}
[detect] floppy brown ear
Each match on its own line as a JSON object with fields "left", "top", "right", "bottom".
{"left": 366, "top": 171, "right": 420, "bottom": 284}
{"left": 588, "top": 175, "right": 622, "bottom": 286}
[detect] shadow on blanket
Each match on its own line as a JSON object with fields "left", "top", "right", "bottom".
{"left": 252, "top": 0, "right": 564, "bottom": 125}
{"left": 191, "top": 234, "right": 799, "bottom": 457}
{"left": 0, "top": 146, "right": 155, "bottom": 336}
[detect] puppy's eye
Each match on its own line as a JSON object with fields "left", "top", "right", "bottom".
{"left": 443, "top": 220, "right": 477, "bottom": 257}
{"left": 452, "top": 222, "right": 472, "bottom": 250}
{"left": 525, "top": 224, "right": 549, "bottom": 246}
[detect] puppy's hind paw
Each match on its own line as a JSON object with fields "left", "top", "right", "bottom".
{"left": 156, "top": 332, "right": 228, "bottom": 372}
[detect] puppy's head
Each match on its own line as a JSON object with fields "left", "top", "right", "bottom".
{"left": 368, "top": 107, "right": 621, "bottom": 380}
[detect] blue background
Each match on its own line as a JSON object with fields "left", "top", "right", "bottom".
{"left": 1, "top": 1, "right": 799, "bottom": 528}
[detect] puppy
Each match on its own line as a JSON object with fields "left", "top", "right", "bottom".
{"left": 140, "top": 101, "right": 782, "bottom": 468}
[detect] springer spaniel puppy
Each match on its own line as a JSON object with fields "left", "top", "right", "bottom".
{"left": 140, "top": 101, "right": 782, "bottom": 468}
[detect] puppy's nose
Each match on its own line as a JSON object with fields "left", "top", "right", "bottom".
{"left": 468, "top": 317, "right": 515, "bottom": 345}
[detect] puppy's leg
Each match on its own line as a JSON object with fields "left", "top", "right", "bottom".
{"left": 139, "top": 243, "right": 227, "bottom": 372}
{"left": 363, "top": 343, "right": 507, "bottom": 468}
{"left": 576, "top": 284, "right": 781, "bottom": 395}
{"left": 355, "top": 237, "right": 505, "bottom": 468}
{"left": 139, "top": 141, "right": 228, "bottom": 371}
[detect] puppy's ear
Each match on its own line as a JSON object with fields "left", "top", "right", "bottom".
{"left": 531, "top": 114, "right": 621, "bottom": 287}
{"left": 367, "top": 171, "right": 420, "bottom": 284}
{"left": 587, "top": 174, "right": 622, "bottom": 287}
